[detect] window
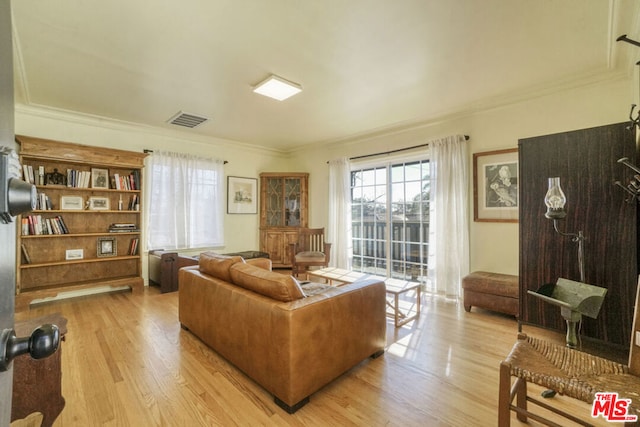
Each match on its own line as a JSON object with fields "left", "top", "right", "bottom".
{"left": 351, "top": 159, "right": 430, "bottom": 281}
{"left": 147, "top": 151, "right": 224, "bottom": 250}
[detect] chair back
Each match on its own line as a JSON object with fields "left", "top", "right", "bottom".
{"left": 298, "top": 228, "right": 326, "bottom": 253}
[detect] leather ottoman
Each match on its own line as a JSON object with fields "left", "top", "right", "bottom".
{"left": 462, "top": 271, "right": 519, "bottom": 317}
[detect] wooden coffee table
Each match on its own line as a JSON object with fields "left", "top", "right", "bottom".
{"left": 307, "top": 268, "right": 421, "bottom": 327}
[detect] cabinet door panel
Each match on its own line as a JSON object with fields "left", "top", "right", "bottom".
{"left": 264, "top": 231, "right": 284, "bottom": 265}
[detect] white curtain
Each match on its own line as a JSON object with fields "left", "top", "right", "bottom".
{"left": 146, "top": 151, "right": 225, "bottom": 250}
{"left": 327, "top": 157, "right": 352, "bottom": 269}
{"left": 428, "top": 135, "right": 469, "bottom": 297}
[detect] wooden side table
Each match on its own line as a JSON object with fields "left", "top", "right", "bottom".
{"left": 11, "top": 313, "right": 67, "bottom": 427}
{"left": 384, "top": 279, "right": 421, "bottom": 327}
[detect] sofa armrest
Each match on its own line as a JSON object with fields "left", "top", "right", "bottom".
{"left": 263, "top": 278, "right": 386, "bottom": 406}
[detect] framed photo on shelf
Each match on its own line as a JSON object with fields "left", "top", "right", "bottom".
{"left": 60, "top": 195, "right": 84, "bottom": 210}
{"left": 65, "top": 249, "right": 84, "bottom": 260}
{"left": 97, "top": 237, "right": 117, "bottom": 258}
{"left": 227, "top": 176, "right": 258, "bottom": 214}
{"left": 473, "top": 148, "right": 519, "bottom": 223}
{"left": 91, "top": 168, "right": 109, "bottom": 189}
{"left": 88, "top": 196, "right": 110, "bottom": 210}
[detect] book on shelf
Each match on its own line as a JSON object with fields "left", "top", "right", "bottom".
{"left": 129, "top": 237, "right": 139, "bottom": 255}
{"left": 109, "top": 223, "right": 139, "bottom": 233}
{"left": 22, "top": 165, "right": 36, "bottom": 184}
{"left": 22, "top": 165, "right": 31, "bottom": 184}
{"left": 36, "top": 192, "right": 52, "bottom": 210}
{"left": 20, "top": 243, "right": 31, "bottom": 264}
{"left": 112, "top": 170, "right": 140, "bottom": 191}
{"left": 38, "top": 166, "right": 45, "bottom": 186}
{"left": 128, "top": 194, "right": 139, "bottom": 210}
{"left": 65, "top": 169, "right": 91, "bottom": 188}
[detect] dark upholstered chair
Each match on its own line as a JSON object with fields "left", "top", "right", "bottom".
{"left": 289, "top": 227, "right": 331, "bottom": 278}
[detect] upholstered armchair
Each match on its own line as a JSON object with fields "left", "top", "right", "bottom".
{"left": 289, "top": 227, "right": 331, "bottom": 277}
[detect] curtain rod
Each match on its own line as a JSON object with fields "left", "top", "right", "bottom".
{"left": 144, "top": 149, "right": 228, "bottom": 164}
{"left": 341, "top": 134, "right": 469, "bottom": 162}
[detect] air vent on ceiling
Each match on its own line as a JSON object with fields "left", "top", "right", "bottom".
{"left": 167, "top": 111, "right": 209, "bottom": 128}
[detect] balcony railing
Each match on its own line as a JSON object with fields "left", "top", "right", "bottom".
{"left": 352, "top": 220, "right": 428, "bottom": 281}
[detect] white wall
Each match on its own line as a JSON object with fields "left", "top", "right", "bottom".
{"left": 14, "top": 73, "right": 634, "bottom": 282}
{"left": 290, "top": 75, "right": 634, "bottom": 276}
{"left": 14, "top": 105, "right": 290, "bottom": 265}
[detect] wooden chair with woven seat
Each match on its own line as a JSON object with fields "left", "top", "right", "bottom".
{"left": 289, "top": 227, "right": 332, "bottom": 278}
{"left": 498, "top": 281, "right": 640, "bottom": 426}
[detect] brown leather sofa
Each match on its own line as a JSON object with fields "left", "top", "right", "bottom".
{"left": 179, "top": 252, "right": 387, "bottom": 413}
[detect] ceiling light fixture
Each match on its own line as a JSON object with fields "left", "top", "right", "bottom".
{"left": 253, "top": 74, "right": 302, "bottom": 101}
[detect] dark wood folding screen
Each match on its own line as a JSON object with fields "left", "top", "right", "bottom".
{"left": 518, "top": 122, "right": 637, "bottom": 348}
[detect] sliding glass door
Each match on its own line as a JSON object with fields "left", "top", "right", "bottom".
{"left": 351, "top": 159, "right": 430, "bottom": 282}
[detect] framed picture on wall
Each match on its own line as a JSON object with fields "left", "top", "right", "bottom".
{"left": 227, "top": 176, "right": 258, "bottom": 214}
{"left": 473, "top": 148, "right": 519, "bottom": 222}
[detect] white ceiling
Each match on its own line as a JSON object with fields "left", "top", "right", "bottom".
{"left": 11, "top": 0, "right": 640, "bottom": 152}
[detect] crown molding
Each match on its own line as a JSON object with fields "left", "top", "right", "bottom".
{"left": 14, "top": 103, "right": 287, "bottom": 157}
{"left": 289, "top": 67, "right": 631, "bottom": 155}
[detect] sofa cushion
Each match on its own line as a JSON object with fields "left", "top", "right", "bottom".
{"left": 229, "top": 262, "right": 305, "bottom": 302}
{"left": 199, "top": 252, "right": 245, "bottom": 282}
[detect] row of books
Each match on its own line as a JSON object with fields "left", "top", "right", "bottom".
{"left": 36, "top": 193, "right": 53, "bottom": 210}
{"left": 22, "top": 165, "right": 141, "bottom": 190}
{"left": 22, "top": 215, "right": 69, "bottom": 235}
{"left": 67, "top": 169, "right": 92, "bottom": 188}
{"left": 129, "top": 237, "right": 140, "bottom": 256}
{"left": 22, "top": 165, "right": 45, "bottom": 185}
{"left": 113, "top": 171, "right": 141, "bottom": 191}
{"left": 22, "top": 166, "right": 92, "bottom": 188}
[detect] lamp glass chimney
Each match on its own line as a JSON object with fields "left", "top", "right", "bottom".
{"left": 544, "top": 177, "right": 567, "bottom": 219}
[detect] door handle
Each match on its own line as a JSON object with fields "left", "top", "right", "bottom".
{"left": 0, "top": 324, "right": 60, "bottom": 371}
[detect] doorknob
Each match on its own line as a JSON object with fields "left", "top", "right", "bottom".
{"left": 0, "top": 324, "right": 60, "bottom": 371}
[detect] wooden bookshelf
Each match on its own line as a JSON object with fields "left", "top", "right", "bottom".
{"left": 15, "top": 135, "right": 147, "bottom": 311}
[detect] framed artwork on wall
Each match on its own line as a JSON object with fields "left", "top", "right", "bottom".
{"left": 227, "top": 176, "right": 258, "bottom": 214}
{"left": 473, "top": 148, "right": 519, "bottom": 223}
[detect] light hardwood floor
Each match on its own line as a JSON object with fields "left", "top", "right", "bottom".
{"left": 13, "top": 285, "right": 621, "bottom": 426}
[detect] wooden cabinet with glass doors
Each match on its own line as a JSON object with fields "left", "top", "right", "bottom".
{"left": 259, "top": 172, "right": 308, "bottom": 267}
{"left": 15, "top": 135, "right": 147, "bottom": 311}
